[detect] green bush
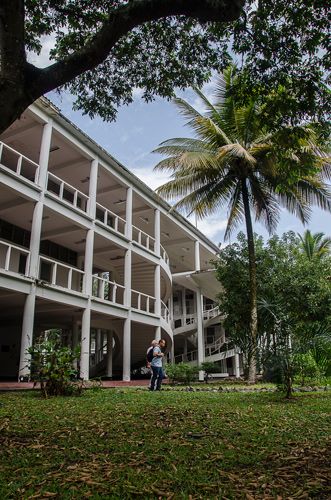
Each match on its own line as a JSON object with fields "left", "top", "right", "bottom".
{"left": 292, "top": 352, "right": 321, "bottom": 386}
{"left": 201, "top": 361, "right": 218, "bottom": 383}
{"left": 28, "top": 331, "right": 81, "bottom": 397}
{"left": 166, "top": 363, "right": 199, "bottom": 385}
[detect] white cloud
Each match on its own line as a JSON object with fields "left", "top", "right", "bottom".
{"left": 131, "top": 166, "right": 171, "bottom": 191}
{"left": 193, "top": 215, "right": 228, "bottom": 242}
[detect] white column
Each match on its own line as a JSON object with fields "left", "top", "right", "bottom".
{"left": 37, "top": 120, "right": 53, "bottom": 189}
{"left": 181, "top": 288, "right": 186, "bottom": 325}
{"left": 196, "top": 288, "right": 205, "bottom": 381}
{"left": 95, "top": 328, "right": 101, "bottom": 363}
{"left": 122, "top": 317, "right": 131, "bottom": 381}
{"left": 124, "top": 248, "right": 132, "bottom": 307}
{"left": 72, "top": 320, "right": 80, "bottom": 371}
{"left": 125, "top": 187, "right": 133, "bottom": 239}
{"left": 84, "top": 229, "right": 94, "bottom": 295}
{"left": 155, "top": 325, "right": 161, "bottom": 341}
{"left": 28, "top": 201, "right": 44, "bottom": 278}
{"left": 154, "top": 209, "right": 160, "bottom": 256}
{"left": 183, "top": 337, "right": 188, "bottom": 361}
{"left": 234, "top": 353, "right": 241, "bottom": 378}
{"left": 18, "top": 286, "right": 36, "bottom": 380}
{"left": 106, "top": 331, "right": 113, "bottom": 378}
{"left": 80, "top": 306, "right": 91, "bottom": 380}
{"left": 154, "top": 264, "right": 161, "bottom": 316}
{"left": 88, "top": 158, "right": 99, "bottom": 219}
{"left": 194, "top": 240, "right": 200, "bottom": 271}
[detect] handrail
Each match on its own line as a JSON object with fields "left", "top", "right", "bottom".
{"left": 161, "top": 300, "right": 171, "bottom": 323}
{"left": 95, "top": 202, "right": 126, "bottom": 235}
{"left": 47, "top": 172, "right": 89, "bottom": 212}
{"left": 160, "top": 244, "right": 170, "bottom": 265}
{"left": 131, "top": 289, "right": 156, "bottom": 313}
{"left": 203, "top": 306, "right": 219, "bottom": 320}
{"left": 0, "top": 239, "right": 30, "bottom": 275}
{"left": 0, "top": 141, "right": 39, "bottom": 183}
{"left": 92, "top": 274, "right": 125, "bottom": 305}
{"left": 38, "top": 255, "right": 84, "bottom": 293}
{"left": 132, "top": 225, "right": 155, "bottom": 253}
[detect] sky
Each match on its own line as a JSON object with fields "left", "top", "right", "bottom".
{"left": 48, "top": 87, "right": 331, "bottom": 247}
{"left": 31, "top": 35, "right": 331, "bottom": 247}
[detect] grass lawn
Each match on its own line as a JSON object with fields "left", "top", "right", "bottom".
{"left": 0, "top": 389, "right": 330, "bottom": 499}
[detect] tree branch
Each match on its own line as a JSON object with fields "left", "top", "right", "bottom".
{"left": 28, "top": 0, "right": 245, "bottom": 98}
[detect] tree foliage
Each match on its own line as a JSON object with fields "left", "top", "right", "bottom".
{"left": 0, "top": 0, "right": 330, "bottom": 135}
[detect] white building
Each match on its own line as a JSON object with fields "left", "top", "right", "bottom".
{"left": 0, "top": 98, "right": 241, "bottom": 381}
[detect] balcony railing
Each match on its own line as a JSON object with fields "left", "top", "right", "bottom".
{"left": 131, "top": 289, "right": 156, "bottom": 314}
{"left": 95, "top": 203, "right": 126, "bottom": 235}
{"left": 161, "top": 300, "right": 171, "bottom": 324}
{"left": 0, "top": 141, "right": 39, "bottom": 184}
{"left": 92, "top": 274, "right": 125, "bottom": 305}
{"left": 38, "top": 256, "right": 84, "bottom": 293}
{"left": 46, "top": 172, "right": 89, "bottom": 213}
{"left": 0, "top": 240, "right": 30, "bottom": 275}
{"left": 203, "top": 306, "right": 220, "bottom": 321}
{"left": 132, "top": 225, "right": 155, "bottom": 253}
{"left": 160, "top": 244, "right": 170, "bottom": 265}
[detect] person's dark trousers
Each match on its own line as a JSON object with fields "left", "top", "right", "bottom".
{"left": 150, "top": 366, "right": 163, "bottom": 390}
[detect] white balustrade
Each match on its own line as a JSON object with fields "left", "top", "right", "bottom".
{"left": 160, "top": 244, "right": 170, "bottom": 265}
{"left": 132, "top": 225, "right": 156, "bottom": 253}
{"left": 0, "top": 141, "right": 39, "bottom": 183}
{"left": 92, "top": 274, "right": 125, "bottom": 305}
{"left": 47, "top": 172, "right": 89, "bottom": 213}
{"left": 0, "top": 240, "right": 30, "bottom": 275}
{"left": 131, "top": 289, "right": 156, "bottom": 314}
{"left": 95, "top": 203, "right": 126, "bottom": 235}
{"left": 38, "top": 256, "right": 84, "bottom": 293}
{"left": 161, "top": 300, "right": 171, "bottom": 324}
{"left": 203, "top": 306, "right": 219, "bottom": 321}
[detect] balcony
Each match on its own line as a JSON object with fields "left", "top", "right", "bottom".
{"left": 95, "top": 202, "right": 126, "bottom": 236}
{"left": 0, "top": 239, "right": 30, "bottom": 276}
{"left": 132, "top": 225, "right": 155, "bottom": 253}
{"left": 38, "top": 256, "right": 84, "bottom": 293}
{"left": 0, "top": 141, "right": 39, "bottom": 184}
{"left": 131, "top": 289, "right": 155, "bottom": 314}
{"left": 92, "top": 274, "right": 125, "bottom": 305}
{"left": 46, "top": 172, "right": 89, "bottom": 213}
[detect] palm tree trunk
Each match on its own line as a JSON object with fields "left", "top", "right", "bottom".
{"left": 241, "top": 179, "right": 257, "bottom": 383}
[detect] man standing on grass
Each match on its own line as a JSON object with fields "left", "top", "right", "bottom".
{"left": 149, "top": 339, "right": 166, "bottom": 391}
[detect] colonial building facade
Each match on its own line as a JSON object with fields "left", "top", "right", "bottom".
{"left": 0, "top": 98, "right": 241, "bottom": 381}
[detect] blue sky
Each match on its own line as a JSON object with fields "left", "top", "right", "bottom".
{"left": 48, "top": 87, "right": 331, "bottom": 247}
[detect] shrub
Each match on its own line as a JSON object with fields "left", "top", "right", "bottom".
{"left": 28, "top": 331, "right": 81, "bottom": 397}
{"left": 292, "top": 352, "right": 320, "bottom": 386}
{"left": 201, "top": 361, "right": 218, "bottom": 383}
{"left": 166, "top": 363, "right": 199, "bottom": 385}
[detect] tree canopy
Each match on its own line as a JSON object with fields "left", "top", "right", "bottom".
{"left": 0, "top": 1, "right": 329, "bottom": 136}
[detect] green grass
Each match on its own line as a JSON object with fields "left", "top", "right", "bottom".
{"left": 0, "top": 389, "right": 330, "bottom": 499}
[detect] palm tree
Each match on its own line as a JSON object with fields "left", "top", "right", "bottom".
{"left": 298, "top": 230, "right": 331, "bottom": 260}
{"left": 153, "top": 67, "right": 331, "bottom": 383}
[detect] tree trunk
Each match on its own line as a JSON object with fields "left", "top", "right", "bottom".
{"left": 241, "top": 178, "right": 258, "bottom": 384}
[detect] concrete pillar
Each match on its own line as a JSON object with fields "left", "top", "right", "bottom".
{"left": 80, "top": 306, "right": 91, "bottom": 380}
{"left": 155, "top": 325, "right": 161, "bottom": 341}
{"left": 196, "top": 288, "right": 205, "bottom": 381}
{"left": 18, "top": 286, "right": 36, "bottom": 380}
{"left": 181, "top": 288, "right": 186, "bottom": 325}
{"left": 95, "top": 328, "right": 101, "bottom": 363}
{"left": 28, "top": 201, "right": 44, "bottom": 278}
{"left": 125, "top": 187, "right": 133, "bottom": 239}
{"left": 154, "top": 264, "right": 161, "bottom": 316}
{"left": 37, "top": 120, "right": 53, "bottom": 189}
{"left": 122, "top": 318, "right": 131, "bottom": 381}
{"left": 88, "top": 158, "right": 99, "bottom": 219}
{"left": 84, "top": 229, "right": 94, "bottom": 295}
{"left": 124, "top": 249, "right": 132, "bottom": 307}
{"left": 154, "top": 209, "right": 160, "bottom": 256}
{"left": 106, "top": 331, "right": 113, "bottom": 378}
{"left": 194, "top": 240, "right": 200, "bottom": 271}
{"left": 234, "top": 353, "right": 241, "bottom": 378}
{"left": 72, "top": 320, "right": 80, "bottom": 371}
